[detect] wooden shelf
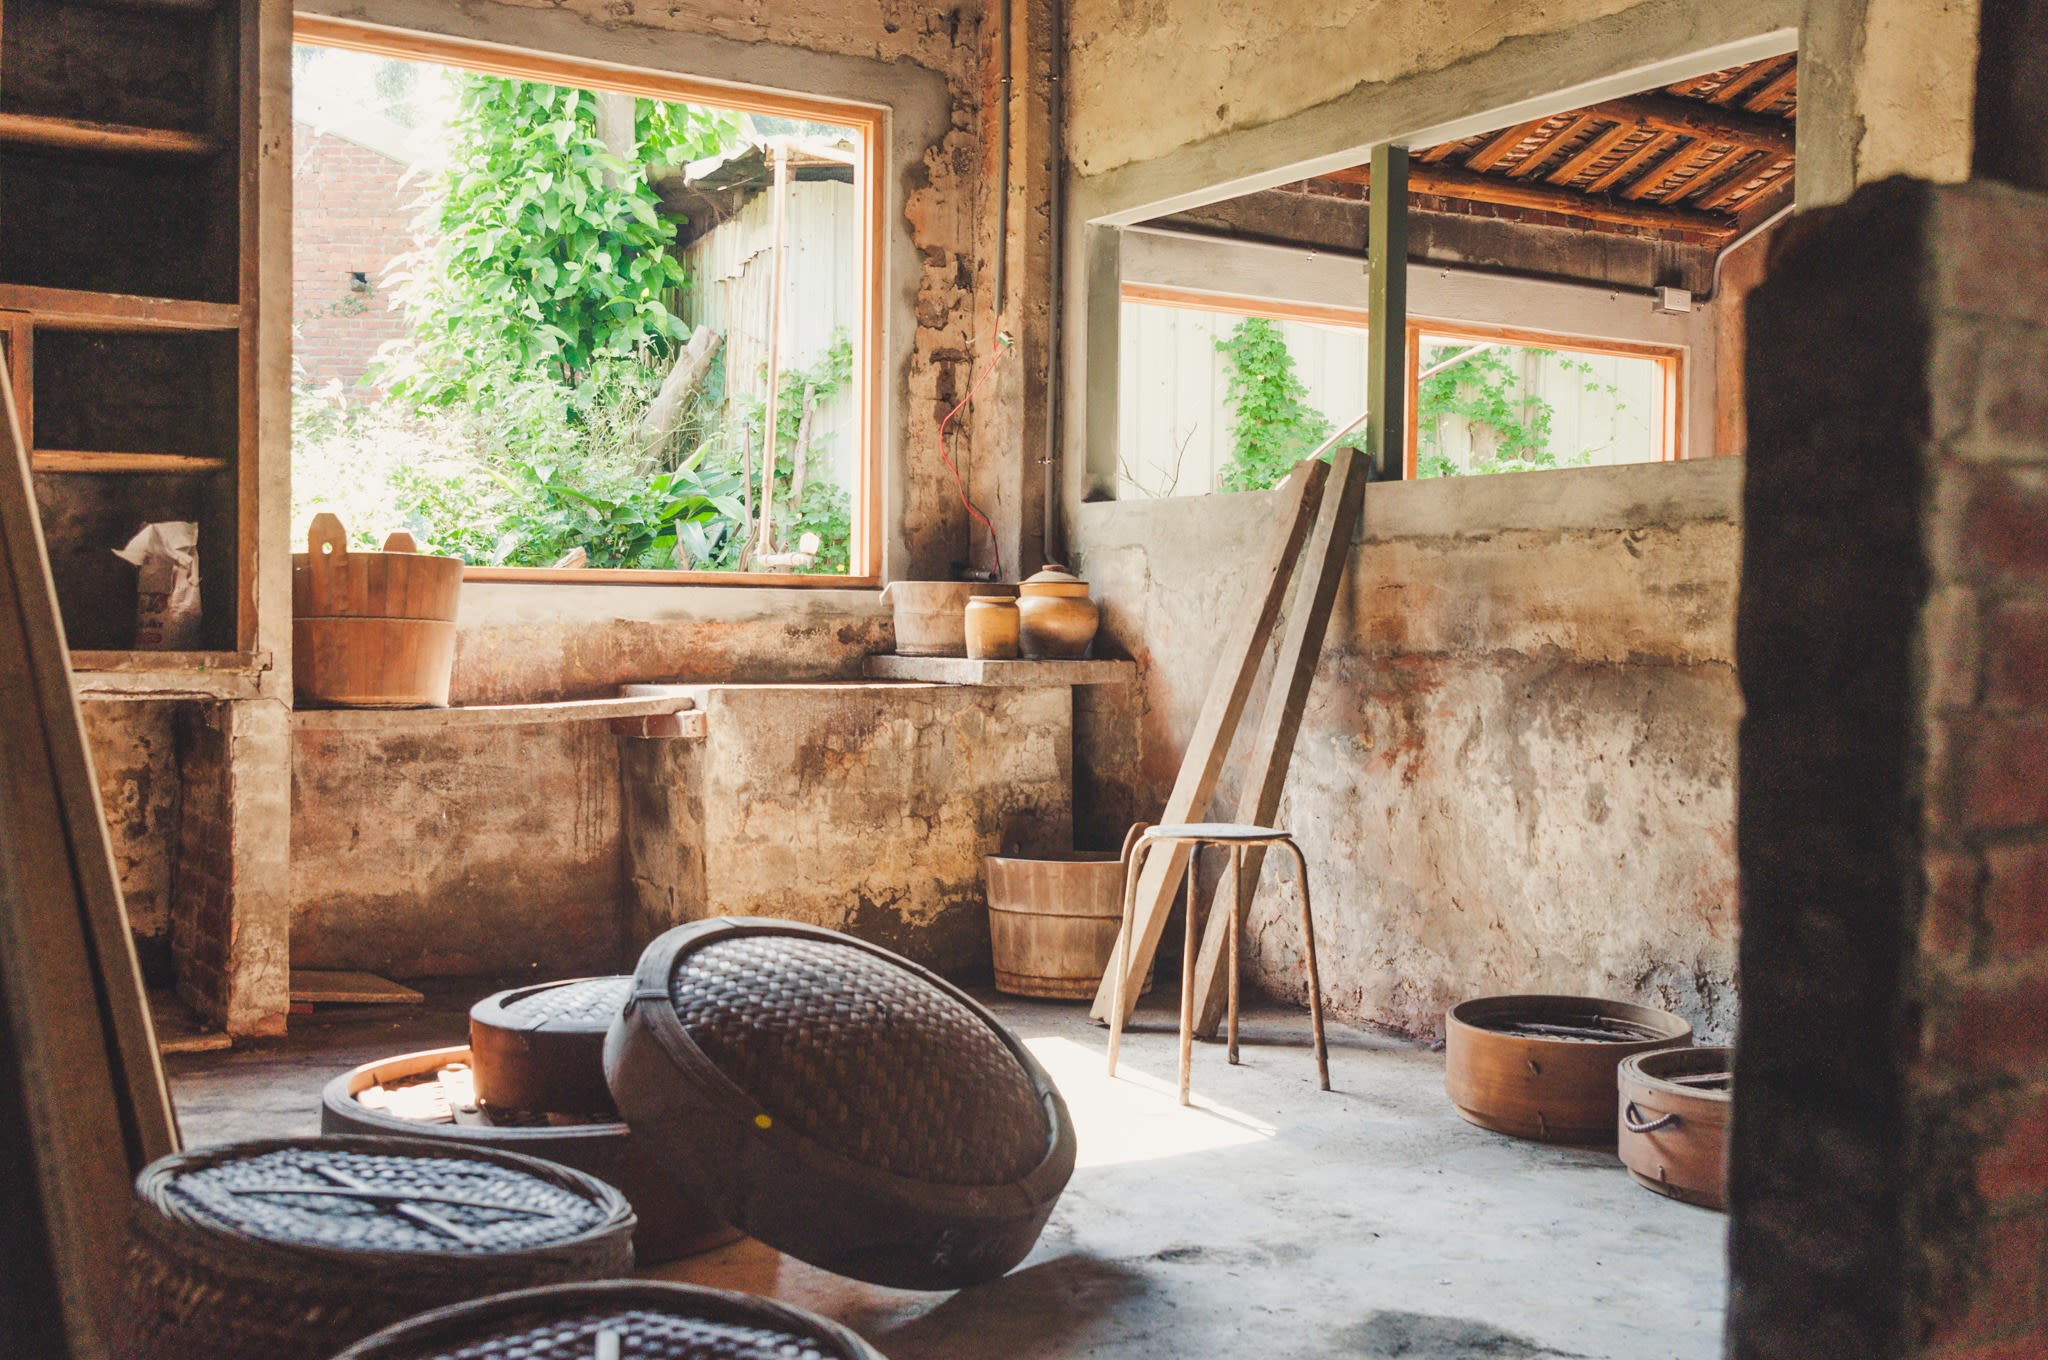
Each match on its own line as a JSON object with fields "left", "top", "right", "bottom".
{"left": 0, "top": 113, "right": 217, "bottom": 157}
{"left": 292, "top": 692, "right": 701, "bottom": 732}
{"left": 0, "top": 284, "right": 239, "bottom": 332}
{"left": 863, "top": 655, "right": 1138, "bottom": 686}
{"left": 32, "top": 450, "right": 228, "bottom": 474}
{"left": 70, "top": 649, "right": 268, "bottom": 701}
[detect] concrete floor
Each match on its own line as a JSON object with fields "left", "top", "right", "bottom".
{"left": 168, "top": 984, "right": 1728, "bottom": 1360}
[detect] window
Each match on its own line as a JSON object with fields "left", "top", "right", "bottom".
{"left": 1407, "top": 321, "right": 1682, "bottom": 479}
{"left": 290, "top": 19, "right": 881, "bottom": 583}
{"left": 1115, "top": 284, "right": 1684, "bottom": 499}
{"left": 1118, "top": 285, "right": 1369, "bottom": 499}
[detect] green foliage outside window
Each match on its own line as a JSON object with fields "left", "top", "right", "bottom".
{"left": 1214, "top": 317, "right": 1363, "bottom": 492}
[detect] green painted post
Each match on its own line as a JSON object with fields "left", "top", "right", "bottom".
{"left": 1365, "top": 143, "right": 1408, "bottom": 485}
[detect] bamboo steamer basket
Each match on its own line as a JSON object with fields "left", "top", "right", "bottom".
{"left": 321, "top": 1045, "right": 738, "bottom": 1267}
{"left": 986, "top": 826, "right": 1156, "bottom": 999}
{"left": 1444, "top": 995, "right": 1692, "bottom": 1144}
{"left": 293, "top": 514, "right": 463, "bottom": 708}
{"left": 1617, "top": 1045, "right": 1732, "bottom": 1210}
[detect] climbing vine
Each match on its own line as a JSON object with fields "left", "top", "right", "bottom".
{"left": 1214, "top": 317, "right": 1361, "bottom": 492}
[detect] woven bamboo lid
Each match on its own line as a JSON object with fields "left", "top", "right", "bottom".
{"left": 332, "top": 1281, "right": 887, "bottom": 1359}
{"left": 605, "top": 918, "right": 1075, "bottom": 1289}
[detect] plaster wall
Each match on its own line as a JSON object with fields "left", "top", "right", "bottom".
{"left": 1068, "top": 458, "right": 1742, "bottom": 1041}
{"left": 81, "top": 701, "right": 181, "bottom": 980}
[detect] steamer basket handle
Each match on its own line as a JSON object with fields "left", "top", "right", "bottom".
{"left": 382, "top": 530, "right": 420, "bottom": 553}
{"left": 1623, "top": 1100, "right": 1679, "bottom": 1134}
{"left": 306, "top": 512, "right": 348, "bottom": 594}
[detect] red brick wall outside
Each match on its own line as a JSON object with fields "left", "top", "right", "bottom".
{"left": 169, "top": 703, "right": 232, "bottom": 1024}
{"left": 294, "top": 121, "right": 416, "bottom": 396}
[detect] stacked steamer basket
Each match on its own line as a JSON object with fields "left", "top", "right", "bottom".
{"left": 116, "top": 1136, "right": 633, "bottom": 1360}
{"left": 321, "top": 976, "right": 736, "bottom": 1266}
{"left": 330, "top": 1281, "right": 888, "bottom": 1360}
{"left": 1616, "top": 1045, "right": 1733, "bottom": 1209}
{"left": 1444, "top": 995, "right": 1692, "bottom": 1144}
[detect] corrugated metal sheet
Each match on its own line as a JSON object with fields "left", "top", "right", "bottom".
{"left": 680, "top": 180, "right": 860, "bottom": 492}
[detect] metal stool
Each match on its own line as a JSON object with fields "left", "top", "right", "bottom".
{"left": 1106, "top": 822, "right": 1330, "bottom": 1105}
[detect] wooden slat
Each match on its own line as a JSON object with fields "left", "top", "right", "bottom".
{"left": 1587, "top": 92, "right": 1793, "bottom": 156}
{"left": 1189, "top": 447, "right": 1372, "bottom": 1038}
{"left": 1463, "top": 119, "right": 1545, "bottom": 172}
{"left": 1328, "top": 162, "right": 1738, "bottom": 235}
{"left": 1090, "top": 458, "right": 1331, "bottom": 1026}
{"left": 31, "top": 450, "right": 230, "bottom": 474}
{"left": 1707, "top": 56, "right": 1788, "bottom": 106}
{"left": 1691, "top": 152, "right": 1780, "bottom": 211}
{"left": 1743, "top": 64, "right": 1800, "bottom": 113}
{"left": 0, "top": 285, "right": 240, "bottom": 332}
{"left": 0, "top": 113, "right": 218, "bottom": 156}
{"left": 1418, "top": 138, "right": 1466, "bottom": 163}
{"left": 0, "top": 339, "right": 178, "bottom": 1360}
{"left": 1622, "top": 143, "right": 1708, "bottom": 201}
{"left": 1506, "top": 114, "right": 1588, "bottom": 178}
{"left": 0, "top": 313, "right": 31, "bottom": 460}
{"left": 1545, "top": 118, "right": 1639, "bottom": 185}
{"left": 1735, "top": 173, "right": 1798, "bottom": 228}
{"left": 1583, "top": 130, "right": 1677, "bottom": 194}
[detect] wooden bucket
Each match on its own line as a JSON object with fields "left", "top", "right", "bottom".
{"left": 1617, "top": 1045, "right": 1731, "bottom": 1210}
{"left": 986, "top": 851, "right": 1153, "bottom": 999}
{"left": 1444, "top": 995, "right": 1691, "bottom": 1144}
{"left": 293, "top": 514, "right": 462, "bottom": 708}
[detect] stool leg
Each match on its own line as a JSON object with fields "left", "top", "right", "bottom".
{"left": 1283, "top": 838, "right": 1331, "bottom": 1092}
{"left": 1179, "top": 844, "right": 1200, "bottom": 1107}
{"left": 1107, "top": 840, "right": 1148, "bottom": 1078}
{"left": 1227, "top": 844, "right": 1242, "bottom": 1066}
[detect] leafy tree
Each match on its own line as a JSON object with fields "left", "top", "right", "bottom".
{"left": 1213, "top": 317, "right": 1361, "bottom": 492}
{"left": 385, "top": 74, "right": 735, "bottom": 406}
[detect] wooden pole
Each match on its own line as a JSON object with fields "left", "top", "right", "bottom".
{"left": 1189, "top": 447, "right": 1370, "bottom": 1036}
{"left": 1365, "top": 143, "right": 1409, "bottom": 484}
{"left": 758, "top": 140, "right": 791, "bottom": 558}
{"left": 1090, "top": 457, "right": 1331, "bottom": 1026}
{"left": 1974, "top": 0, "right": 2048, "bottom": 193}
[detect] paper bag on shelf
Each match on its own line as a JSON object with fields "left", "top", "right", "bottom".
{"left": 113, "top": 521, "right": 201, "bottom": 651}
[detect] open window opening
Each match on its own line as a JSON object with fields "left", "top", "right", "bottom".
{"left": 290, "top": 21, "right": 880, "bottom": 582}
{"left": 1106, "top": 50, "right": 1794, "bottom": 499}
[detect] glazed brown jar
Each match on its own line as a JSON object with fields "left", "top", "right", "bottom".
{"left": 1016, "top": 565, "right": 1099, "bottom": 659}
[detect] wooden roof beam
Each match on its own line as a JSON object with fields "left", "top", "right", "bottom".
{"left": 1584, "top": 93, "right": 1794, "bottom": 155}
{"left": 1321, "top": 163, "right": 1737, "bottom": 235}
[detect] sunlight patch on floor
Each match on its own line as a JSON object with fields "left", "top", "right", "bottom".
{"left": 1021, "top": 1035, "right": 1277, "bottom": 1169}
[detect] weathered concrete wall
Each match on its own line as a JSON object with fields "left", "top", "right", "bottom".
{"left": 625, "top": 682, "right": 1074, "bottom": 976}
{"left": 1069, "top": 459, "right": 1742, "bottom": 1041}
{"left": 448, "top": 584, "right": 893, "bottom": 705}
{"left": 81, "top": 701, "right": 181, "bottom": 982}
{"left": 294, "top": 681, "right": 1074, "bottom": 981}
{"left": 290, "top": 719, "right": 628, "bottom": 979}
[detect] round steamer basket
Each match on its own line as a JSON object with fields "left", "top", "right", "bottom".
{"left": 115, "top": 1135, "right": 634, "bottom": 1360}
{"left": 322, "top": 1047, "right": 739, "bottom": 1266}
{"left": 470, "top": 976, "right": 632, "bottom": 1117}
{"left": 1617, "top": 1045, "right": 1733, "bottom": 1210}
{"left": 331, "top": 1281, "right": 888, "bottom": 1360}
{"left": 1444, "top": 995, "right": 1692, "bottom": 1144}
{"left": 605, "top": 918, "right": 1077, "bottom": 1291}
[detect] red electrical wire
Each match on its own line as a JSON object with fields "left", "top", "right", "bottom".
{"left": 936, "top": 331, "right": 1012, "bottom": 582}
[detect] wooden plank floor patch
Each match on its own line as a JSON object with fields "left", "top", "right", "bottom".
{"left": 290, "top": 969, "right": 425, "bottom": 1006}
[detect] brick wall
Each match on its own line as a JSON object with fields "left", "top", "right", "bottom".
{"left": 1729, "top": 176, "right": 2048, "bottom": 1360}
{"left": 293, "top": 121, "right": 415, "bottom": 395}
{"left": 170, "top": 703, "right": 233, "bottom": 1021}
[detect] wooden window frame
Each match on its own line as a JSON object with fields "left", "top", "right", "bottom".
{"left": 292, "top": 15, "right": 886, "bottom": 588}
{"left": 1117, "top": 284, "right": 1687, "bottom": 481}
{"left": 1404, "top": 317, "right": 1687, "bottom": 477}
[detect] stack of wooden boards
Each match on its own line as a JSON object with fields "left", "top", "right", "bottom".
{"left": 1090, "top": 447, "right": 1371, "bottom": 1038}
{"left": 0, "top": 365, "right": 180, "bottom": 1357}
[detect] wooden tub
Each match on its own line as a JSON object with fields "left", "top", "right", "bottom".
{"left": 1445, "top": 995, "right": 1692, "bottom": 1144}
{"left": 1618, "top": 1045, "right": 1732, "bottom": 1209}
{"left": 986, "top": 850, "right": 1153, "bottom": 1000}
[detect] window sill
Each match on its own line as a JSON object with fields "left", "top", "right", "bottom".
{"left": 462, "top": 567, "right": 880, "bottom": 589}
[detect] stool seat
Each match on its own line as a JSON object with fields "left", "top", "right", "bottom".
{"left": 1144, "top": 823, "right": 1289, "bottom": 843}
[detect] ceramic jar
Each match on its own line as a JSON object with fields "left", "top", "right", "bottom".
{"left": 964, "top": 595, "right": 1021, "bottom": 660}
{"left": 1017, "top": 565, "right": 1099, "bottom": 660}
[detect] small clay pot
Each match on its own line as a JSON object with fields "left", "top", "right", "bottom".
{"left": 1017, "top": 565, "right": 1099, "bottom": 660}
{"left": 964, "top": 595, "right": 1021, "bottom": 660}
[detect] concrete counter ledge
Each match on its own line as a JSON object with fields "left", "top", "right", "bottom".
{"left": 290, "top": 692, "right": 700, "bottom": 733}
{"left": 861, "top": 655, "right": 1136, "bottom": 686}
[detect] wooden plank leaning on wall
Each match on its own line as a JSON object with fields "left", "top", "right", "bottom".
{"left": 0, "top": 370, "right": 179, "bottom": 1357}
